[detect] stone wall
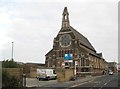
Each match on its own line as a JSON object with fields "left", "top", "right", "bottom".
{"left": 64, "top": 69, "right": 74, "bottom": 81}
{"left": 2, "top": 68, "right": 23, "bottom": 87}
{"left": 3, "top": 67, "right": 38, "bottom": 78}
{"left": 3, "top": 68, "right": 23, "bottom": 79}
{"left": 30, "top": 67, "right": 37, "bottom": 78}
{"left": 56, "top": 68, "right": 74, "bottom": 82}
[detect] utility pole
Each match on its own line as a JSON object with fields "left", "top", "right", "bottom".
{"left": 74, "top": 53, "right": 77, "bottom": 78}
{"left": 11, "top": 42, "right": 14, "bottom": 61}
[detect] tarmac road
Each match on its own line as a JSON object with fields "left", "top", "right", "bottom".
{"left": 70, "top": 73, "right": 119, "bottom": 89}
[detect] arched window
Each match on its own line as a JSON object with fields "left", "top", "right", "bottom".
{"left": 65, "top": 15, "right": 67, "bottom": 20}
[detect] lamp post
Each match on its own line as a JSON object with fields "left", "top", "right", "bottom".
{"left": 11, "top": 42, "right": 14, "bottom": 60}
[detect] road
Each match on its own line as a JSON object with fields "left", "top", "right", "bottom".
{"left": 43, "top": 73, "right": 119, "bottom": 89}
{"left": 70, "top": 73, "right": 119, "bottom": 89}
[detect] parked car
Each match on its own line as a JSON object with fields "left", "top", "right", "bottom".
{"left": 109, "top": 71, "right": 113, "bottom": 75}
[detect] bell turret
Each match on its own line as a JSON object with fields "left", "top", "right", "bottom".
{"left": 62, "top": 7, "right": 70, "bottom": 28}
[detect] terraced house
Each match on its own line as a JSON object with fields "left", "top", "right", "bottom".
{"left": 45, "top": 7, "right": 108, "bottom": 76}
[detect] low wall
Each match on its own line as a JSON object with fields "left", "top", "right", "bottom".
{"left": 30, "top": 67, "right": 37, "bottom": 78}
{"left": 2, "top": 68, "right": 23, "bottom": 87}
{"left": 56, "top": 68, "right": 74, "bottom": 82}
{"left": 2, "top": 68, "right": 23, "bottom": 79}
{"left": 64, "top": 69, "right": 74, "bottom": 81}
{"left": 56, "top": 68, "right": 65, "bottom": 82}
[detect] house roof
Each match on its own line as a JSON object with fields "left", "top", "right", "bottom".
{"left": 97, "top": 53, "right": 103, "bottom": 58}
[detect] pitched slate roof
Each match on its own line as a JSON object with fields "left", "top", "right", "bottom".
{"left": 69, "top": 26, "right": 96, "bottom": 52}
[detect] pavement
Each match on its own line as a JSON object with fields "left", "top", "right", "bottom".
{"left": 26, "top": 78, "right": 57, "bottom": 87}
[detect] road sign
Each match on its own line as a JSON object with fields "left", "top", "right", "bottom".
{"left": 75, "top": 61, "right": 78, "bottom": 65}
{"left": 61, "top": 62, "right": 65, "bottom": 68}
{"left": 62, "top": 62, "right": 65, "bottom": 66}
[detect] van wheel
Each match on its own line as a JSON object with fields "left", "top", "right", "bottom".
{"left": 47, "top": 78, "right": 50, "bottom": 81}
{"left": 55, "top": 76, "right": 57, "bottom": 80}
{"left": 39, "top": 78, "right": 43, "bottom": 81}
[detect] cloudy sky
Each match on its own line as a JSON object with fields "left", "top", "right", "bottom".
{"left": 0, "top": 0, "right": 118, "bottom": 63}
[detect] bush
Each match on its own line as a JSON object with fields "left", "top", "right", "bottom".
{"left": 2, "top": 59, "right": 19, "bottom": 68}
{"left": 2, "top": 70, "right": 20, "bottom": 87}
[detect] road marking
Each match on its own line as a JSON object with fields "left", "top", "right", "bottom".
{"left": 70, "top": 80, "right": 93, "bottom": 88}
{"left": 99, "top": 75, "right": 117, "bottom": 89}
{"left": 71, "top": 81, "right": 89, "bottom": 87}
{"left": 70, "top": 74, "right": 117, "bottom": 88}
{"left": 70, "top": 75, "right": 108, "bottom": 88}
{"left": 104, "top": 82, "right": 107, "bottom": 85}
{"left": 92, "top": 81, "right": 101, "bottom": 87}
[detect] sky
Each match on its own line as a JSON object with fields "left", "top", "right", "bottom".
{"left": 0, "top": 0, "right": 118, "bottom": 63}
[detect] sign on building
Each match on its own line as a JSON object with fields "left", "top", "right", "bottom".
{"left": 64, "top": 54, "right": 73, "bottom": 60}
{"left": 64, "top": 54, "right": 73, "bottom": 62}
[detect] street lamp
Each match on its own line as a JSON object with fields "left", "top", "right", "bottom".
{"left": 11, "top": 42, "right": 14, "bottom": 60}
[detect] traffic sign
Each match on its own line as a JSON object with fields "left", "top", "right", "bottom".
{"left": 75, "top": 61, "right": 78, "bottom": 65}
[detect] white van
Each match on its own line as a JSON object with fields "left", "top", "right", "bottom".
{"left": 36, "top": 69, "right": 57, "bottom": 80}
{"left": 109, "top": 71, "right": 113, "bottom": 75}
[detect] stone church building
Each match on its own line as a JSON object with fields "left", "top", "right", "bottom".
{"left": 45, "top": 7, "right": 108, "bottom": 76}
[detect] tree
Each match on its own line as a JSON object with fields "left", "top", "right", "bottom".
{"left": 2, "top": 70, "right": 20, "bottom": 87}
{"left": 2, "top": 59, "right": 19, "bottom": 68}
{"left": 2, "top": 60, "right": 21, "bottom": 87}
